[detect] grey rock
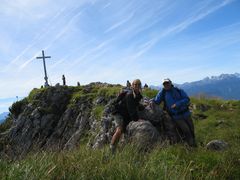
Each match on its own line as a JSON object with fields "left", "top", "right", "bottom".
{"left": 95, "top": 97, "right": 105, "bottom": 105}
{"left": 197, "top": 104, "right": 211, "bottom": 112}
{"left": 64, "top": 115, "right": 89, "bottom": 150}
{"left": 31, "top": 107, "right": 41, "bottom": 119}
{"left": 55, "top": 83, "right": 60, "bottom": 87}
{"left": 92, "top": 133, "right": 108, "bottom": 149}
{"left": 193, "top": 113, "right": 208, "bottom": 120}
{"left": 138, "top": 103, "right": 163, "bottom": 126}
{"left": 215, "top": 120, "right": 226, "bottom": 127}
{"left": 192, "top": 104, "right": 197, "bottom": 110}
{"left": 126, "top": 120, "right": 160, "bottom": 150}
{"left": 83, "top": 86, "right": 92, "bottom": 93}
{"left": 206, "top": 140, "right": 229, "bottom": 151}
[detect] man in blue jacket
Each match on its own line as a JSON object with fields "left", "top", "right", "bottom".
{"left": 151, "top": 78, "right": 196, "bottom": 147}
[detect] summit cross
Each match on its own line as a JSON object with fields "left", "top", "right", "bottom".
{"left": 36, "top": 50, "right": 51, "bottom": 87}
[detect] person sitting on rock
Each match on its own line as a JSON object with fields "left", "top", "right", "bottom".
{"left": 110, "top": 79, "right": 145, "bottom": 153}
{"left": 151, "top": 78, "right": 196, "bottom": 147}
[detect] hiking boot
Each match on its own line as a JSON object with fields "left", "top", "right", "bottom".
{"left": 110, "top": 144, "right": 116, "bottom": 154}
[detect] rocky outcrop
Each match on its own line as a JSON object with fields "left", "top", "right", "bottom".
{"left": 0, "top": 83, "right": 179, "bottom": 158}
{"left": 0, "top": 85, "right": 100, "bottom": 157}
{"left": 90, "top": 102, "right": 179, "bottom": 149}
{"left": 2, "top": 86, "right": 74, "bottom": 156}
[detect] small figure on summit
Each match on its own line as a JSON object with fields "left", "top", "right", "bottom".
{"left": 143, "top": 83, "right": 149, "bottom": 89}
{"left": 126, "top": 80, "right": 131, "bottom": 89}
{"left": 62, "top": 74, "right": 66, "bottom": 86}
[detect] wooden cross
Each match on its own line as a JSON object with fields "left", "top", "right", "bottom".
{"left": 36, "top": 50, "right": 51, "bottom": 87}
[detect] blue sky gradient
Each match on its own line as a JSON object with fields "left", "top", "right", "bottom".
{"left": 0, "top": 0, "right": 240, "bottom": 112}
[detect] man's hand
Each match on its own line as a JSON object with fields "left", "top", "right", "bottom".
{"left": 171, "top": 103, "right": 176, "bottom": 109}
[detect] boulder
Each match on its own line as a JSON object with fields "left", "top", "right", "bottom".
{"left": 206, "top": 140, "right": 229, "bottom": 151}
{"left": 126, "top": 120, "right": 160, "bottom": 150}
{"left": 138, "top": 104, "right": 163, "bottom": 126}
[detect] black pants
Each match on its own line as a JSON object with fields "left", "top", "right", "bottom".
{"left": 174, "top": 116, "right": 196, "bottom": 147}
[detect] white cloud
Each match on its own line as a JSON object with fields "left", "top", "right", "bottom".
{"left": 2, "top": 0, "right": 98, "bottom": 73}
{"left": 1, "top": 0, "right": 53, "bottom": 19}
{"left": 104, "top": 12, "right": 135, "bottom": 33}
{"left": 102, "top": 2, "right": 111, "bottom": 9}
{"left": 18, "top": 52, "right": 40, "bottom": 70}
{"left": 131, "top": 0, "right": 234, "bottom": 59}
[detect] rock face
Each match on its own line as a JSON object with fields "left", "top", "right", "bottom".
{"left": 0, "top": 85, "right": 97, "bottom": 157}
{"left": 3, "top": 86, "right": 76, "bottom": 156}
{"left": 206, "top": 140, "right": 229, "bottom": 151}
{"left": 0, "top": 83, "right": 179, "bottom": 158}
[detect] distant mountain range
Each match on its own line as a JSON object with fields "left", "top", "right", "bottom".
{"left": 0, "top": 112, "right": 8, "bottom": 124}
{"left": 150, "top": 73, "right": 240, "bottom": 100}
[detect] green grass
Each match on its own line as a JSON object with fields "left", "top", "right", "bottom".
{"left": 0, "top": 142, "right": 239, "bottom": 179}
{"left": 28, "top": 88, "right": 47, "bottom": 102}
{"left": 142, "top": 88, "right": 158, "bottom": 99}
{"left": 92, "top": 105, "right": 105, "bottom": 121}
{"left": 97, "top": 86, "right": 122, "bottom": 98}
{"left": 1, "top": 87, "right": 240, "bottom": 179}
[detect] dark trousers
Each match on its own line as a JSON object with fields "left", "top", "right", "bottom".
{"left": 174, "top": 116, "right": 196, "bottom": 147}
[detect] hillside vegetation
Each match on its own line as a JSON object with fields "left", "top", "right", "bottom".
{"left": 0, "top": 84, "right": 239, "bottom": 179}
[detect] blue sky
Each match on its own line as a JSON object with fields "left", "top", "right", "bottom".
{"left": 0, "top": 0, "right": 240, "bottom": 113}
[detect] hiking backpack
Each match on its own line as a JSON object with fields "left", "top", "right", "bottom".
{"left": 106, "top": 88, "right": 132, "bottom": 114}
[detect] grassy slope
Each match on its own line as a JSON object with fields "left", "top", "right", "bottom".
{"left": 0, "top": 87, "right": 239, "bottom": 179}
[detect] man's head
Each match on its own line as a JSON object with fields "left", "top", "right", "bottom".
{"left": 162, "top": 78, "right": 172, "bottom": 90}
{"left": 132, "top": 79, "right": 142, "bottom": 93}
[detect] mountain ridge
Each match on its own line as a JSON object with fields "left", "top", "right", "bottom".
{"left": 150, "top": 73, "right": 240, "bottom": 100}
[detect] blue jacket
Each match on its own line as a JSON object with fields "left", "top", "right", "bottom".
{"left": 153, "top": 87, "right": 191, "bottom": 120}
